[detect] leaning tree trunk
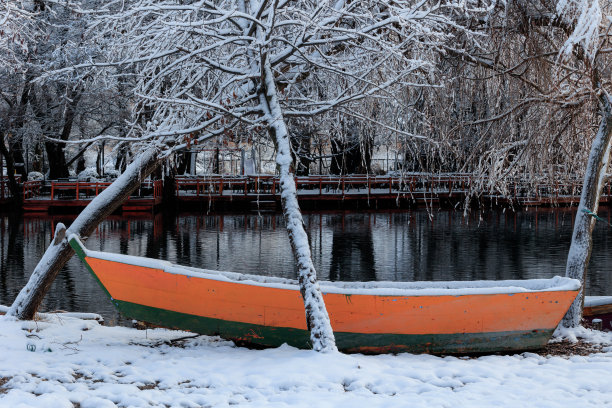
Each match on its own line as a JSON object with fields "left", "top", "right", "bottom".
{"left": 563, "top": 96, "right": 612, "bottom": 327}
{"left": 260, "top": 58, "right": 337, "bottom": 352}
{"left": 8, "top": 147, "right": 162, "bottom": 320}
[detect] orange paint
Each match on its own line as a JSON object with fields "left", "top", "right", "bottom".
{"left": 86, "top": 256, "right": 577, "bottom": 335}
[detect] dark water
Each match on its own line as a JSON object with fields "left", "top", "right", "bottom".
{"left": 2, "top": 208, "right": 612, "bottom": 324}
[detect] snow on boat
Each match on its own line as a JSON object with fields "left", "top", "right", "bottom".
{"left": 584, "top": 296, "right": 612, "bottom": 331}
{"left": 69, "top": 236, "right": 580, "bottom": 354}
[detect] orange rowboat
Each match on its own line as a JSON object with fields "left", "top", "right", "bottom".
{"left": 69, "top": 236, "right": 580, "bottom": 354}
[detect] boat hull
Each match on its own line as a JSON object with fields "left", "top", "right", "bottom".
{"left": 70, "top": 238, "right": 579, "bottom": 354}
{"left": 113, "top": 299, "right": 554, "bottom": 354}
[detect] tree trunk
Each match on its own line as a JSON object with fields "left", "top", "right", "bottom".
{"left": 0, "top": 136, "right": 22, "bottom": 202}
{"left": 213, "top": 147, "right": 220, "bottom": 174}
{"left": 8, "top": 147, "right": 162, "bottom": 320}
{"left": 260, "top": 59, "right": 337, "bottom": 352}
{"left": 45, "top": 141, "right": 70, "bottom": 179}
{"left": 115, "top": 142, "right": 129, "bottom": 172}
{"left": 562, "top": 97, "right": 612, "bottom": 327}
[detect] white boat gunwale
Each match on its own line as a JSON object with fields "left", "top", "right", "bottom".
{"left": 70, "top": 235, "right": 581, "bottom": 297}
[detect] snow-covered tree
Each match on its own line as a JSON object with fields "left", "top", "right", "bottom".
{"left": 0, "top": 0, "right": 35, "bottom": 195}
{"left": 555, "top": 0, "right": 612, "bottom": 326}
{"left": 404, "top": 0, "right": 611, "bottom": 326}
{"left": 0, "top": 0, "right": 33, "bottom": 69}
{"left": 10, "top": 0, "right": 494, "bottom": 351}
{"left": 88, "top": 0, "right": 497, "bottom": 351}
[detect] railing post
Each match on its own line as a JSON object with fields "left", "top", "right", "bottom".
{"left": 389, "top": 176, "right": 392, "bottom": 194}
{"left": 76, "top": 182, "right": 80, "bottom": 200}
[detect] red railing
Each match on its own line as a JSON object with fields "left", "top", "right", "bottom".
{"left": 19, "top": 175, "right": 603, "bottom": 204}
{"left": 152, "top": 179, "right": 163, "bottom": 199}
{"left": 22, "top": 179, "right": 163, "bottom": 201}
{"left": 50, "top": 181, "right": 113, "bottom": 200}
{"left": 23, "top": 180, "right": 43, "bottom": 200}
{"left": 174, "top": 174, "right": 598, "bottom": 203}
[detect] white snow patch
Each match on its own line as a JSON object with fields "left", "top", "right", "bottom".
{"left": 1, "top": 315, "right": 612, "bottom": 407}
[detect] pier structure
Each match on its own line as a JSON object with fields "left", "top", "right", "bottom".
{"left": 5, "top": 174, "right": 611, "bottom": 213}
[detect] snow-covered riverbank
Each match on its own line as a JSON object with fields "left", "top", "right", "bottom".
{"left": 1, "top": 314, "right": 612, "bottom": 407}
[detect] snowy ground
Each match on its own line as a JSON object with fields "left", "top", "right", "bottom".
{"left": 1, "top": 314, "right": 612, "bottom": 407}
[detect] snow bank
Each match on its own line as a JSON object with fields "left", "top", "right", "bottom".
{"left": 2, "top": 313, "right": 612, "bottom": 407}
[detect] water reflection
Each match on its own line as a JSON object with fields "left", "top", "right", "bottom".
{"left": 328, "top": 215, "right": 377, "bottom": 282}
{"left": 0, "top": 209, "right": 611, "bottom": 323}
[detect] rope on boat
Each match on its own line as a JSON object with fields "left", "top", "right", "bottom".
{"left": 581, "top": 208, "right": 612, "bottom": 226}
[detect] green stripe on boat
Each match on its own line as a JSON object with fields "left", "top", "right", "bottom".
{"left": 115, "top": 300, "right": 553, "bottom": 354}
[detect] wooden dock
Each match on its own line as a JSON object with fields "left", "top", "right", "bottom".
{"left": 7, "top": 173, "right": 612, "bottom": 213}
{"left": 21, "top": 180, "right": 163, "bottom": 214}
{"left": 173, "top": 174, "right": 602, "bottom": 210}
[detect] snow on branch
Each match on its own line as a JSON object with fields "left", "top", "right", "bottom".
{"left": 58, "top": 0, "right": 492, "bottom": 151}
{"left": 0, "top": 0, "right": 35, "bottom": 70}
{"left": 557, "top": 0, "right": 604, "bottom": 60}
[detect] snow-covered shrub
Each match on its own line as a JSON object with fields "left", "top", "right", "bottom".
{"left": 77, "top": 167, "right": 100, "bottom": 181}
{"left": 104, "top": 168, "right": 120, "bottom": 179}
{"left": 28, "top": 171, "right": 44, "bottom": 181}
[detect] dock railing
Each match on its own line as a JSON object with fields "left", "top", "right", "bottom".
{"left": 21, "top": 174, "right": 610, "bottom": 206}
{"left": 23, "top": 180, "right": 43, "bottom": 200}
{"left": 23, "top": 179, "right": 164, "bottom": 202}
{"left": 174, "top": 174, "right": 606, "bottom": 204}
